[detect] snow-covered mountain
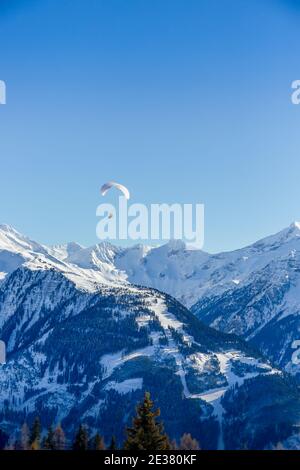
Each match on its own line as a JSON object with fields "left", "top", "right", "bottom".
{"left": 31, "top": 222, "right": 300, "bottom": 309}
{"left": 0, "top": 224, "right": 47, "bottom": 280}
{"left": 3, "top": 222, "right": 300, "bottom": 375}
{"left": 39, "top": 222, "right": 300, "bottom": 381}
{"left": 0, "top": 266, "right": 299, "bottom": 449}
{"left": 2, "top": 223, "right": 300, "bottom": 447}
{"left": 111, "top": 222, "right": 300, "bottom": 308}
{"left": 42, "top": 221, "right": 300, "bottom": 380}
{"left": 3, "top": 222, "right": 300, "bottom": 305}
{"left": 0, "top": 224, "right": 127, "bottom": 291}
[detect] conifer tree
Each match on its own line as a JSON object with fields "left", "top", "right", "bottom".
{"left": 92, "top": 433, "right": 105, "bottom": 450}
{"left": 124, "top": 392, "right": 170, "bottom": 450}
{"left": 29, "top": 417, "right": 41, "bottom": 450}
{"left": 108, "top": 435, "right": 117, "bottom": 450}
{"left": 14, "top": 440, "right": 22, "bottom": 450}
{"left": 4, "top": 441, "right": 14, "bottom": 450}
{"left": 43, "top": 425, "right": 55, "bottom": 450}
{"left": 170, "top": 439, "right": 178, "bottom": 450}
{"left": 73, "top": 424, "right": 89, "bottom": 451}
{"left": 0, "top": 428, "right": 9, "bottom": 450}
{"left": 53, "top": 424, "right": 66, "bottom": 451}
{"left": 20, "top": 422, "right": 30, "bottom": 450}
{"left": 179, "top": 433, "right": 200, "bottom": 450}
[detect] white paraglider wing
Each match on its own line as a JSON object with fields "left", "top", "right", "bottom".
{"left": 100, "top": 181, "right": 130, "bottom": 200}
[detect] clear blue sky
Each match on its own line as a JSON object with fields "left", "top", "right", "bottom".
{"left": 1, "top": 0, "right": 300, "bottom": 252}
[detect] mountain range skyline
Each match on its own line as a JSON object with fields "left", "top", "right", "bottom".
{"left": 2, "top": 220, "right": 300, "bottom": 449}
{"left": 2, "top": 219, "right": 300, "bottom": 254}
{"left": 2, "top": 219, "right": 300, "bottom": 373}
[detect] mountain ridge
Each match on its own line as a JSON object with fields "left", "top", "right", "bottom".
{"left": 2, "top": 222, "right": 300, "bottom": 448}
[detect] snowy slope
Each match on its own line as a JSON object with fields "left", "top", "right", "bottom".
{"left": 3, "top": 222, "right": 300, "bottom": 308}
{"left": 3, "top": 223, "right": 300, "bottom": 383}
{"left": 1, "top": 224, "right": 300, "bottom": 447}
{"left": 59, "top": 222, "right": 300, "bottom": 380}
{"left": 0, "top": 224, "right": 47, "bottom": 279}
{"left": 51, "top": 221, "right": 300, "bottom": 381}
{"left": 45, "top": 222, "right": 300, "bottom": 309}
{"left": 0, "top": 268, "right": 298, "bottom": 449}
{"left": 0, "top": 224, "right": 48, "bottom": 255}
{"left": 0, "top": 225, "right": 127, "bottom": 292}
{"left": 112, "top": 222, "right": 300, "bottom": 308}
{"left": 187, "top": 223, "right": 300, "bottom": 378}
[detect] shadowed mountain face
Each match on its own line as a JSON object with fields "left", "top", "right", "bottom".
{"left": 191, "top": 253, "right": 300, "bottom": 380}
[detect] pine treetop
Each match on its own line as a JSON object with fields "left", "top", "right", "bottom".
{"left": 93, "top": 433, "right": 105, "bottom": 450}
{"left": 43, "top": 425, "right": 55, "bottom": 450}
{"left": 109, "top": 435, "right": 117, "bottom": 450}
{"left": 53, "top": 424, "right": 66, "bottom": 451}
{"left": 29, "top": 417, "right": 41, "bottom": 450}
{"left": 124, "top": 392, "right": 170, "bottom": 450}
{"left": 73, "top": 424, "right": 89, "bottom": 451}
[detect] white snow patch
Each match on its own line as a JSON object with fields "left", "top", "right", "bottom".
{"left": 100, "top": 346, "right": 156, "bottom": 380}
{"left": 151, "top": 297, "right": 183, "bottom": 331}
{"left": 104, "top": 378, "right": 143, "bottom": 394}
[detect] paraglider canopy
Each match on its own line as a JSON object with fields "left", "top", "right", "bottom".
{"left": 100, "top": 181, "right": 130, "bottom": 200}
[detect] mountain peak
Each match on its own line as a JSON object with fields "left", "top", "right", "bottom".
{"left": 280, "top": 221, "right": 300, "bottom": 241}
{"left": 0, "top": 224, "right": 33, "bottom": 251}
{"left": 291, "top": 221, "right": 300, "bottom": 231}
{"left": 0, "top": 224, "right": 20, "bottom": 234}
{"left": 164, "top": 239, "right": 187, "bottom": 252}
{"left": 66, "top": 241, "right": 85, "bottom": 253}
